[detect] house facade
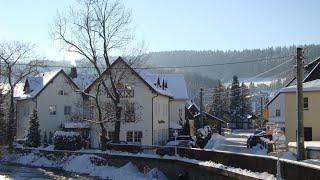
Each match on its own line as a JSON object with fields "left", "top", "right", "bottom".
{"left": 16, "top": 70, "right": 84, "bottom": 140}
{"left": 267, "top": 79, "right": 320, "bottom": 142}
{"left": 15, "top": 57, "right": 189, "bottom": 148}
{"left": 84, "top": 58, "right": 173, "bottom": 148}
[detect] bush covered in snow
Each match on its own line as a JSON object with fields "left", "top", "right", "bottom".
{"left": 196, "top": 125, "right": 213, "bottom": 148}
{"left": 54, "top": 131, "right": 82, "bottom": 151}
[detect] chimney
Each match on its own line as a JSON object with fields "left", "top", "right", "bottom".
{"left": 164, "top": 81, "right": 168, "bottom": 88}
{"left": 69, "top": 67, "right": 77, "bottom": 79}
{"left": 162, "top": 79, "right": 165, "bottom": 89}
{"left": 157, "top": 77, "right": 160, "bottom": 87}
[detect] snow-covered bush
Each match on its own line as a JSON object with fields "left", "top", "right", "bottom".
{"left": 195, "top": 126, "right": 213, "bottom": 148}
{"left": 54, "top": 131, "right": 82, "bottom": 151}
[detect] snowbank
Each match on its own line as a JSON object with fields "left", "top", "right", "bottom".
{"left": 8, "top": 153, "right": 168, "bottom": 180}
{"left": 204, "top": 134, "right": 226, "bottom": 149}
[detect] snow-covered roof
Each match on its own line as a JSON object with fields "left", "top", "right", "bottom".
{"left": 72, "top": 74, "right": 97, "bottom": 90}
{"left": 280, "top": 79, "right": 320, "bottom": 93}
{"left": 18, "top": 70, "right": 62, "bottom": 99}
{"left": 54, "top": 131, "right": 80, "bottom": 137}
{"left": 137, "top": 70, "right": 188, "bottom": 100}
{"left": 64, "top": 121, "right": 90, "bottom": 129}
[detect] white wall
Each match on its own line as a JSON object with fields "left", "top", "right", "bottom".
{"left": 268, "top": 93, "right": 285, "bottom": 128}
{"left": 169, "top": 100, "right": 186, "bottom": 129}
{"left": 87, "top": 61, "right": 169, "bottom": 148}
{"left": 16, "top": 72, "right": 83, "bottom": 140}
{"left": 153, "top": 95, "right": 169, "bottom": 145}
{"left": 36, "top": 73, "right": 83, "bottom": 138}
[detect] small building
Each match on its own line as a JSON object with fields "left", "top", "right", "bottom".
{"left": 266, "top": 56, "right": 320, "bottom": 142}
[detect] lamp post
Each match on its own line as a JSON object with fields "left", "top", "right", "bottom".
{"left": 173, "top": 130, "right": 178, "bottom": 157}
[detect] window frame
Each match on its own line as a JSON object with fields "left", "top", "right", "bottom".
{"left": 304, "top": 97, "right": 309, "bottom": 110}
{"left": 49, "top": 105, "right": 57, "bottom": 115}
{"left": 275, "top": 109, "right": 281, "bottom": 117}
{"left": 64, "top": 105, "right": 72, "bottom": 115}
{"left": 126, "top": 131, "right": 133, "bottom": 142}
{"left": 134, "top": 131, "right": 142, "bottom": 143}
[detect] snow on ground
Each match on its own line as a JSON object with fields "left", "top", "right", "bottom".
{"left": 204, "top": 133, "right": 267, "bottom": 155}
{"left": 303, "top": 159, "right": 320, "bottom": 166}
{"left": 2, "top": 152, "right": 168, "bottom": 180}
{"left": 279, "top": 152, "right": 297, "bottom": 161}
{"left": 288, "top": 141, "right": 320, "bottom": 150}
{"left": 230, "top": 129, "right": 255, "bottom": 138}
{"left": 170, "top": 156, "right": 276, "bottom": 180}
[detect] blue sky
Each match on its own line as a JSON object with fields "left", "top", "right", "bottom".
{"left": 1, "top": 0, "right": 320, "bottom": 61}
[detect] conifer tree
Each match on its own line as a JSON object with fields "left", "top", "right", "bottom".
{"left": 26, "top": 109, "right": 41, "bottom": 147}
{"left": 210, "top": 80, "right": 229, "bottom": 120}
{"left": 229, "top": 75, "right": 242, "bottom": 129}
{"left": 48, "top": 131, "right": 53, "bottom": 145}
{"left": 240, "top": 82, "right": 252, "bottom": 128}
{"left": 43, "top": 131, "right": 48, "bottom": 146}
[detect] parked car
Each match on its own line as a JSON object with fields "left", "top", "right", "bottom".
{"left": 166, "top": 135, "right": 196, "bottom": 148}
{"left": 246, "top": 131, "right": 266, "bottom": 148}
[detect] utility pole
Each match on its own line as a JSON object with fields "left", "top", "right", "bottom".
{"left": 199, "top": 88, "right": 204, "bottom": 128}
{"left": 296, "top": 47, "right": 305, "bottom": 160}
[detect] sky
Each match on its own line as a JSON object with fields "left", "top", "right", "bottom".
{"left": 1, "top": 0, "right": 320, "bottom": 62}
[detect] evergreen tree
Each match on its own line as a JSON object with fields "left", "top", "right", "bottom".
{"left": 229, "top": 75, "right": 242, "bottom": 129}
{"left": 43, "top": 131, "right": 48, "bottom": 146}
{"left": 48, "top": 131, "right": 53, "bottom": 145}
{"left": 240, "top": 83, "right": 252, "bottom": 128}
{"left": 26, "top": 109, "right": 41, "bottom": 147}
{"left": 210, "top": 80, "right": 229, "bottom": 120}
{"left": 0, "top": 88, "right": 7, "bottom": 145}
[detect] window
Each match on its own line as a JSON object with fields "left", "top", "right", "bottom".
{"left": 275, "top": 109, "right": 280, "bottom": 117}
{"left": 304, "top": 97, "right": 309, "bottom": 110}
{"left": 304, "top": 127, "right": 312, "bottom": 141}
{"left": 64, "top": 106, "right": 71, "bottom": 115}
{"left": 134, "top": 131, "right": 142, "bottom": 142}
{"left": 124, "top": 103, "right": 135, "bottom": 122}
{"left": 49, "top": 105, "right": 56, "bottom": 115}
{"left": 126, "top": 131, "right": 133, "bottom": 142}
{"left": 108, "top": 131, "right": 115, "bottom": 141}
{"left": 58, "top": 90, "right": 64, "bottom": 95}
{"left": 126, "top": 131, "right": 142, "bottom": 143}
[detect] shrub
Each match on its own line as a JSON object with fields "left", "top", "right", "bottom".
{"left": 53, "top": 131, "right": 82, "bottom": 151}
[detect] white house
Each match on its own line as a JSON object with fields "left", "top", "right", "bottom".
{"left": 138, "top": 72, "right": 189, "bottom": 136}
{"left": 15, "top": 57, "right": 189, "bottom": 148}
{"left": 15, "top": 69, "right": 86, "bottom": 140}
{"left": 85, "top": 57, "right": 190, "bottom": 148}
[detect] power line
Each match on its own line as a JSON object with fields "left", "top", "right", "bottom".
{"left": 202, "top": 58, "right": 294, "bottom": 95}
{"left": 0, "top": 55, "right": 294, "bottom": 69}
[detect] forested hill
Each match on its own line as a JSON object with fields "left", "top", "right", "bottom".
{"left": 145, "top": 44, "right": 320, "bottom": 82}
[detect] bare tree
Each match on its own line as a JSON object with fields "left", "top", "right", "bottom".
{"left": 0, "top": 41, "right": 41, "bottom": 147}
{"left": 52, "top": 0, "right": 144, "bottom": 149}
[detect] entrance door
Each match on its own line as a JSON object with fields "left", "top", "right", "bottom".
{"left": 304, "top": 127, "right": 312, "bottom": 141}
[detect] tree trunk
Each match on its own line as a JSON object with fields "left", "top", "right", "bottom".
{"left": 114, "top": 106, "right": 122, "bottom": 143}
{"left": 7, "top": 91, "right": 15, "bottom": 149}
{"left": 100, "top": 127, "right": 107, "bottom": 151}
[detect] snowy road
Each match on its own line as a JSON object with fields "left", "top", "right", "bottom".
{"left": 205, "top": 130, "right": 267, "bottom": 155}
{"left": 216, "top": 137, "right": 252, "bottom": 153}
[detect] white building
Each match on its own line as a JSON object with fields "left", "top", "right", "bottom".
{"left": 15, "top": 57, "right": 189, "bottom": 148}
{"left": 15, "top": 70, "right": 86, "bottom": 140}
